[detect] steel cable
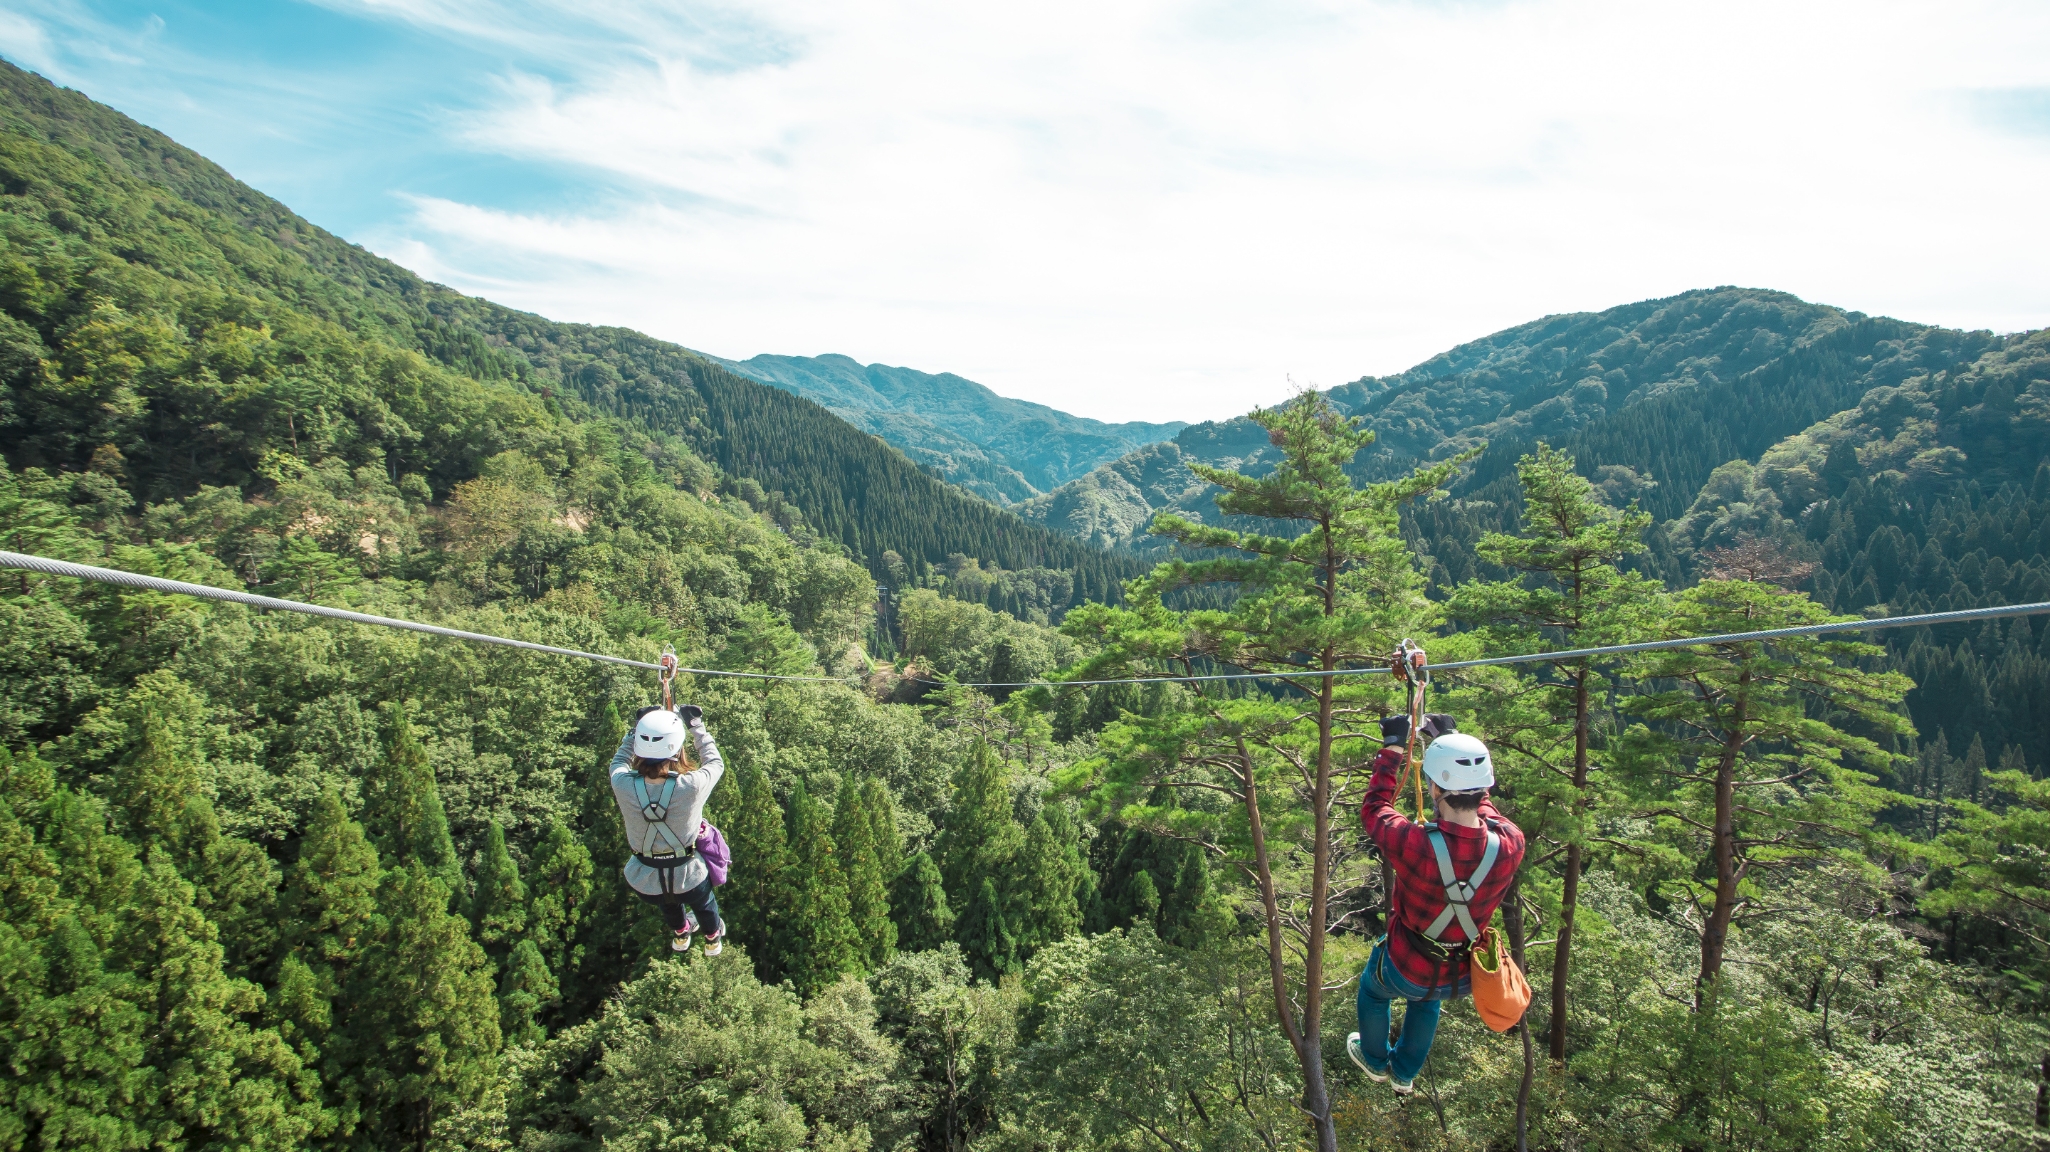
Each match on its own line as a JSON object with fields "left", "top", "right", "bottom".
{"left": 7, "top": 549, "right": 2048, "bottom": 690}
{"left": 0, "top": 550, "right": 851, "bottom": 682}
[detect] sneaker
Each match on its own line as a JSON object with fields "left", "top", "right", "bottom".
{"left": 682, "top": 908, "right": 701, "bottom": 935}
{"left": 702, "top": 928, "right": 724, "bottom": 957}
{"left": 1346, "top": 1033, "right": 1389, "bottom": 1083}
{"left": 670, "top": 931, "right": 692, "bottom": 953}
{"left": 1390, "top": 1076, "right": 1415, "bottom": 1096}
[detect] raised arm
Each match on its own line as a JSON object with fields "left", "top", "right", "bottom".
{"left": 608, "top": 728, "right": 634, "bottom": 776}
{"left": 1360, "top": 745, "right": 1417, "bottom": 851}
{"left": 683, "top": 719, "right": 725, "bottom": 794}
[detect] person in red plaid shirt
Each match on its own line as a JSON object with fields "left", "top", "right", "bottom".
{"left": 1347, "top": 712, "right": 1526, "bottom": 1094}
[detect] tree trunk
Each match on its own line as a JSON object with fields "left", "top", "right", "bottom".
{"left": 1696, "top": 676, "right": 1749, "bottom": 1005}
{"left": 1296, "top": 653, "right": 1339, "bottom": 1152}
{"left": 1549, "top": 668, "right": 1591, "bottom": 1060}
{"left": 1504, "top": 870, "right": 1534, "bottom": 1152}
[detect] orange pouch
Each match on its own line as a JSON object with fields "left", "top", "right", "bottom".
{"left": 1469, "top": 925, "right": 1531, "bottom": 1032}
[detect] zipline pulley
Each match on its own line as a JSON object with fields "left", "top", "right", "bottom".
{"left": 659, "top": 645, "right": 680, "bottom": 711}
{"left": 1393, "top": 639, "right": 1429, "bottom": 822}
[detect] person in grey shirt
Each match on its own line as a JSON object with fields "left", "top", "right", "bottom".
{"left": 610, "top": 704, "right": 726, "bottom": 953}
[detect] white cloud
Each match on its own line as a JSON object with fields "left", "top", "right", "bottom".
{"left": 341, "top": 0, "right": 2050, "bottom": 422}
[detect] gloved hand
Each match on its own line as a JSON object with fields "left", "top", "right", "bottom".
{"left": 678, "top": 704, "right": 704, "bottom": 724}
{"left": 1421, "top": 713, "right": 1456, "bottom": 739}
{"left": 1379, "top": 715, "right": 1410, "bottom": 747}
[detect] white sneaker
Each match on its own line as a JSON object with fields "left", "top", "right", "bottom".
{"left": 1346, "top": 1033, "right": 1389, "bottom": 1082}
{"left": 670, "top": 931, "right": 692, "bottom": 953}
{"left": 702, "top": 929, "right": 723, "bottom": 957}
{"left": 1390, "top": 1075, "right": 1415, "bottom": 1096}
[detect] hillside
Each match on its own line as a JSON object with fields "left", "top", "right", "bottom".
{"left": 1020, "top": 288, "right": 1992, "bottom": 549}
{"left": 0, "top": 59, "right": 1137, "bottom": 609}
{"left": 717, "top": 352, "right": 1185, "bottom": 504}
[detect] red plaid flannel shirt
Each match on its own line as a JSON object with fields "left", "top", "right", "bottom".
{"left": 1360, "top": 745, "right": 1527, "bottom": 988}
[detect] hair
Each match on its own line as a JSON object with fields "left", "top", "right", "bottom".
{"left": 633, "top": 747, "right": 696, "bottom": 779}
{"left": 1436, "top": 788, "right": 1487, "bottom": 814}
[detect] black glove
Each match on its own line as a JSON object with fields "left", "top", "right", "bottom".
{"left": 1379, "top": 715, "right": 1410, "bottom": 747}
{"left": 678, "top": 704, "right": 703, "bottom": 724}
{"left": 1421, "top": 713, "right": 1457, "bottom": 739}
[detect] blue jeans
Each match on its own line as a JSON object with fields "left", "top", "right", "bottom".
{"left": 1356, "top": 939, "right": 1465, "bottom": 1083}
{"left": 637, "top": 876, "right": 723, "bottom": 937}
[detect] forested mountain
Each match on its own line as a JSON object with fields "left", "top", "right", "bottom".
{"left": 0, "top": 60, "right": 1135, "bottom": 611}
{"left": 6, "top": 57, "right": 2050, "bottom": 1152}
{"left": 716, "top": 352, "right": 1185, "bottom": 505}
{"left": 1020, "top": 288, "right": 1978, "bottom": 549}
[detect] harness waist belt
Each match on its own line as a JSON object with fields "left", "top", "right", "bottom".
{"left": 634, "top": 851, "right": 698, "bottom": 869}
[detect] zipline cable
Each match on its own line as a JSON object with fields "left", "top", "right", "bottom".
{"left": 927, "top": 596, "right": 2050, "bottom": 688}
{"left": 0, "top": 551, "right": 851, "bottom": 683}
{"left": 7, "top": 549, "right": 2050, "bottom": 690}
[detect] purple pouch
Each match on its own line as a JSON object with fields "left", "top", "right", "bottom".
{"left": 697, "top": 820, "right": 730, "bottom": 886}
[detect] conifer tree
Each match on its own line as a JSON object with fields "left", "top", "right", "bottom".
{"left": 933, "top": 740, "right": 1024, "bottom": 910}
{"left": 1446, "top": 443, "right": 1661, "bottom": 1059}
{"left": 128, "top": 850, "right": 324, "bottom": 1150}
{"left": 108, "top": 671, "right": 278, "bottom": 977}
{"left": 833, "top": 774, "right": 897, "bottom": 969}
{"left": 1160, "top": 845, "right": 1226, "bottom": 949}
{"left": 526, "top": 818, "right": 592, "bottom": 975}
{"left": 1006, "top": 809, "right": 1087, "bottom": 959}
{"left": 890, "top": 851, "right": 955, "bottom": 953}
{"left": 957, "top": 876, "right": 1017, "bottom": 982}
{"left": 470, "top": 820, "right": 527, "bottom": 955}
{"left": 1126, "top": 870, "right": 1161, "bottom": 931}
{"left": 1619, "top": 579, "right": 1912, "bottom": 1003}
{"left": 1057, "top": 391, "right": 1460, "bottom": 1152}
{"left": 719, "top": 755, "right": 798, "bottom": 981}
{"left": 368, "top": 701, "right": 463, "bottom": 905}
{"left": 862, "top": 777, "right": 904, "bottom": 882}
{"left": 497, "top": 938, "right": 559, "bottom": 1047}
{"left": 782, "top": 779, "right": 860, "bottom": 995}
{"left": 341, "top": 861, "right": 501, "bottom": 1152}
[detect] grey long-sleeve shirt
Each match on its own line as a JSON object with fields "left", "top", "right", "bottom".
{"left": 609, "top": 720, "right": 724, "bottom": 896}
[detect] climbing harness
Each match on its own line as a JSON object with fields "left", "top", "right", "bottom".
{"left": 1422, "top": 823, "right": 1501, "bottom": 942}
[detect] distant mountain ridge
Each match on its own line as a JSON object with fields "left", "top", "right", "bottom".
{"left": 716, "top": 353, "right": 1186, "bottom": 505}
{"left": 1016, "top": 288, "right": 2005, "bottom": 549}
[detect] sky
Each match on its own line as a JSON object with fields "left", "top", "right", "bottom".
{"left": 3, "top": 1, "right": 2049, "bottom": 424}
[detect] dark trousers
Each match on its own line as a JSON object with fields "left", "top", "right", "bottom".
{"left": 636, "top": 875, "right": 722, "bottom": 937}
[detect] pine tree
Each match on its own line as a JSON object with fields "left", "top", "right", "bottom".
{"left": 469, "top": 820, "right": 527, "bottom": 955}
{"left": 781, "top": 779, "right": 860, "bottom": 995}
{"left": 1446, "top": 443, "right": 1661, "bottom": 1060}
{"left": 367, "top": 701, "right": 463, "bottom": 905}
{"left": 957, "top": 877, "right": 1017, "bottom": 982}
{"left": 1619, "top": 579, "right": 1912, "bottom": 1003}
{"left": 890, "top": 851, "right": 955, "bottom": 953}
{"left": 719, "top": 755, "right": 798, "bottom": 982}
{"left": 833, "top": 775, "right": 896, "bottom": 969}
{"left": 341, "top": 862, "right": 502, "bottom": 1152}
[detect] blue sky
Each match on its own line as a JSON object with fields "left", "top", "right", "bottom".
{"left": 4, "top": 1, "right": 2049, "bottom": 422}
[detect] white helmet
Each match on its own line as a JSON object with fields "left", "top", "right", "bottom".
{"left": 633, "top": 708, "right": 687, "bottom": 760}
{"left": 1422, "top": 732, "right": 1494, "bottom": 792}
